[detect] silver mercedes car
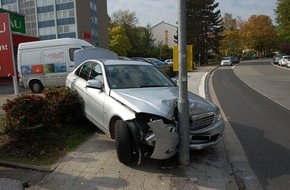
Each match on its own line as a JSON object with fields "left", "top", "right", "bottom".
{"left": 66, "top": 58, "right": 224, "bottom": 164}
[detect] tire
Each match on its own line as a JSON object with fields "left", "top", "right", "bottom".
{"left": 115, "top": 119, "right": 134, "bottom": 164}
{"left": 30, "top": 80, "right": 44, "bottom": 93}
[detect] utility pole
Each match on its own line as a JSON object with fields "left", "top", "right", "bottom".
{"left": 178, "top": 0, "right": 190, "bottom": 165}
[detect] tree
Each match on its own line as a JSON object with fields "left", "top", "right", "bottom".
{"left": 186, "top": 0, "right": 224, "bottom": 64}
{"left": 220, "top": 13, "right": 243, "bottom": 56}
{"left": 239, "top": 15, "right": 277, "bottom": 56}
{"left": 110, "top": 9, "right": 139, "bottom": 28}
{"left": 126, "top": 26, "right": 156, "bottom": 57}
{"left": 109, "top": 10, "right": 156, "bottom": 57}
{"left": 275, "top": 0, "right": 290, "bottom": 41}
{"left": 108, "top": 26, "right": 132, "bottom": 56}
{"left": 223, "top": 13, "right": 237, "bottom": 30}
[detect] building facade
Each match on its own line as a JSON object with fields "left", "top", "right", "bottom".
{"left": 0, "top": 0, "right": 108, "bottom": 48}
{"left": 149, "top": 21, "right": 177, "bottom": 48}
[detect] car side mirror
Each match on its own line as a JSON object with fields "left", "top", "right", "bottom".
{"left": 86, "top": 79, "right": 103, "bottom": 89}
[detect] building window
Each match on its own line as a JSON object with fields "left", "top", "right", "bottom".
{"left": 38, "top": 20, "right": 55, "bottom": 28}
{"left": 36, "top": 0, "right": 54, "bottom": 6}
{"left": 37, "top": 5, "right": 54, "bottom": 13}
{"left": 57, "top": 24, "right": 76, "bottom": 34}
{"left": 39, "top": 26, "right": 56, "bottom": 36}
{"left": 56, "top": 2, "right": 74, "bottom": 11}
{"left": 1, "top": 0, "right": 17, "bottom": 5}
{"left": 2, "top": 3, "right": 17, "bottom": 11}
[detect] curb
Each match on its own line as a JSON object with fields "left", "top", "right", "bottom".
{"left": 0, "top": 159, "right": 55, "bottom": 172}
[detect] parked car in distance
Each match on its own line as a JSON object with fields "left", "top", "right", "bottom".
{"left": 165, "top": 59, "right": 173, "bottom": 64}
{"left": 118, "top": 56, "right": 131, "bottom": 60}
{"left": 129, "top": 57, "right": 153, "bottom": 64}
{"left": 145, "top": 57, "right": 166, "bottom": 66}
{"left": 273, "top": 54, "right": 284, "bottom": 64}
{"left": 278, "top": 55, "right": 290, "bottom": 66}
{"left": 220, "top": 56, "right": 233, "bottom": 66}
{"left": 231, "top": 56, "right": 240, "bottom": 64}
{"left": 66, "top": 56, "right": 225, "bottom": 165}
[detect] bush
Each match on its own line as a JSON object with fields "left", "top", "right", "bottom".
{"left": 2, "top": 94, "right": 47, "bottom": 136}
{"left": 43, "top": 87, "right": 84, "bottom": 124}
{"left": 2, "top": 87, "right": 84, "bottom": 137}
{"left": 159, "top": 64, "right": 178, "bottom": 78}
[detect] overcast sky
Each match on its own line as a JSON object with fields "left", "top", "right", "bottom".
{"left": 107, "top": 0, "right": 277, "bottom": 27}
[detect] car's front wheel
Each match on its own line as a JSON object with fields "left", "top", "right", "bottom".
{"left": 115, "top": 119, "right": 134, "bottom": 164}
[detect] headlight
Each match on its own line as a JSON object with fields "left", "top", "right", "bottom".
{"left": 215, "top": 107, "right": 222, "bottom": 122}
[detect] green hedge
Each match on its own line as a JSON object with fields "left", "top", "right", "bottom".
{"left": 2, "top": 87, "right": 84, "bottom": 137}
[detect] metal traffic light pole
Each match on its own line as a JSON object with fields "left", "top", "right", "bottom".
{"left": 177, "top": 0, "right": 190, "bottom": 165}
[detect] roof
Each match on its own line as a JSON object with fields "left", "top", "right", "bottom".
{"left": 18, "top": 38, "right": 94, "bottom": 49}
{"left": 149, "top": 21, "right": 177, "bottom": 30}
{"left": 101, "top": 59, "right": 152, "bottom": 66}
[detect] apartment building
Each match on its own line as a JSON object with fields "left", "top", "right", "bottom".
{"left": 0, "top": 0, "right": 108, "bottom": 48}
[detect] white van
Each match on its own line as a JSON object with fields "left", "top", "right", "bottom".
{"left": 17, "top": 38, "right": 94, "bottom": 93}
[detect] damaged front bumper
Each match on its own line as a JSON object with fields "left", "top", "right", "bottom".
{"left": 147, "top": 119, "right": 179, "bottom": 160}
{"left": 146, "top": 117, "right": 225, "bottom": 160}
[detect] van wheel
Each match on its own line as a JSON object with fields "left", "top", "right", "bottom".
{"left": 115, "top": 120, "right": 134, "bottom": 164}
{"left": 30, "top": 80, "right": 44, "bottom": 93}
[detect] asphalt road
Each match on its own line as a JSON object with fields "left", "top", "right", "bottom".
{"left": 212, "top": 60, "right": 290, "bottom": 190}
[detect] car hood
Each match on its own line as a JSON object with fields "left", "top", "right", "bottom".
{"left": 110, "top": 87, "right": 216, "bottom": 120}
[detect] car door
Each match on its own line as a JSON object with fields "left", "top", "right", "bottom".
{"left": 72, "top": 61, "right": 106, "bottom": 130}
{"left": 84, "top": 61, "right": 106, "bottom": 130}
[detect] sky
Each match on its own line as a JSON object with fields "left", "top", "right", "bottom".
{"left": 107, "top": 0, "right": 277, "bottom": 27}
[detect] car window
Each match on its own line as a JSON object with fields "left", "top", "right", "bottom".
{"left": 89, "top": 63, "right": 103, "bottom": 83}
{"left": 105, "top": 65, "right": 175, "bottom": 89}
{"left": 76, "top": 62, "right": 93, "bottom": 80}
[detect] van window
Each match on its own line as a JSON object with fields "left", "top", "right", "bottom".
{"left": 69, "top": 48, "right": 81, "bottom": 61}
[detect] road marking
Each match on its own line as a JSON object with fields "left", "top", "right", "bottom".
{"left": 198, "top": 72, "right": 208, "bottom": 99}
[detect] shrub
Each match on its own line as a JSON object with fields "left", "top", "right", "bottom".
{"left": 43, "top": 87, "right": 84, "bottom": 124}
{"left": 159, "top": 64, "right": 178, "bottom": 78}
{"left": 2, "top": 87, "right": 84, "bottom": 137}
{"left": 2, "top": 94, "right": 47, "bottom": 136}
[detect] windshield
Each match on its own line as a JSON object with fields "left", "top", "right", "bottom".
{"left": 105, "top": 65, "right": 176, "bottom": 89}
{"left": 222, "top": 57, "right": 231, "bottom": 60}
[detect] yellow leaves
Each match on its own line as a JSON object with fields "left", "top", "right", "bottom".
{"left": 108, "top": 26, "right": 132, "bottom": 56}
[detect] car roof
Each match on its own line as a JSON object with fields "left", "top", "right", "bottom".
{"left": 100, "top": 59, "right": 153, "bottom": 66}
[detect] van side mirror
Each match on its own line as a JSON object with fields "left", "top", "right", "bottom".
{"left": 86, "top": 79, "right": 103, "bottom": 89}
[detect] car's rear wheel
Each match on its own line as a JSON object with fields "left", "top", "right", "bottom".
{"left": 115, "top": 119, "right": 134, "bottom": 164}
{"left": 30, "top": 80, "right": 44, "bottom": 93}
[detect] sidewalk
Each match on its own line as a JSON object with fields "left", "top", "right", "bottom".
{"left": 0, "top": 66, "right": 256, "bottom": 190}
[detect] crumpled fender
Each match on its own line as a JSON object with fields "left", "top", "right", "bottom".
{"left": 147, "top": 119, "right": 179, "bottom": 160}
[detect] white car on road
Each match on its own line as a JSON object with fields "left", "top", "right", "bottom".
{"left": 221, "top": 56, "right": 232, "bottom": 66}
{"left": 278, "top": 55, "right": 290, "bottom": 66}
